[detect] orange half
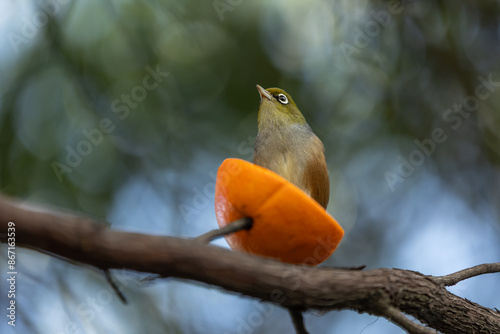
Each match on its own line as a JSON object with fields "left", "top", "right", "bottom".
{"left": 214, "top": 158, "right": 344, "bottom": 265}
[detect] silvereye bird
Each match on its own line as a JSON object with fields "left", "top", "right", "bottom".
{"left": 254, "top": 85, "right": 330, "bottom": 209}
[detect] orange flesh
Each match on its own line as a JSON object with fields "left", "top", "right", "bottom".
{"left": 214, "top": 158, "right": 344, "bottom": 265}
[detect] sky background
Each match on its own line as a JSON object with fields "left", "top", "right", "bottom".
{"left": 1, "top": 1, "right": 500, "bottom": 333}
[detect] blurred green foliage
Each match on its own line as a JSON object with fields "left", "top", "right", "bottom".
{"left": 1, "top": 1, "right": 500, "bottom": 333}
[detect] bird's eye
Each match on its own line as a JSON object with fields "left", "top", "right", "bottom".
{"left": 277, "top": 94, "right": 288, "bottom": 105}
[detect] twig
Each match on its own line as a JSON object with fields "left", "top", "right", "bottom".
{"left": 331, "top": 265, "right": 366, "bottom": 271}
{"left": 194, "top": 217, "right": 253, "bottom": 243}
{"left": 103, "top": 269, "right": 127, "bottom": 304}
{"left": 139, "top": 274, "right": 163, "bottom": 284}
{"left": 435, "top": 262, "right": 500, "bottom": 286}
{"left": 382, "top": 306, "right": 437, "bottom": 334}
{"left": 289, "top": 308, "right": 309, "bottom": 334}
{"left": 141, "top": 218, "right": 254, "bottom": 283}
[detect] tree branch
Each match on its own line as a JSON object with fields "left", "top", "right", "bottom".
{"left": 435, "top": 263, "right": 500, "bottom": 286}
{"left": 1, "top": 194, "right": 499, "bottom": 334}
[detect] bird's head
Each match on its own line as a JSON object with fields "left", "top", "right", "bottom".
{"left": 256, "top": 85, "right": 306, "bottom": 127}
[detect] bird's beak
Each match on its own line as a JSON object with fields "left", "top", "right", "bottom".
{"left": 256, "top": 84, "right": 272, "bottom": 101}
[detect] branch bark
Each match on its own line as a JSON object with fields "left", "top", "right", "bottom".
{"left": 1, "top": 194, "right": 499, "bottom": 334}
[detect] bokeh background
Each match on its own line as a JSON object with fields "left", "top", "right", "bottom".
{"left": 1, "top": 0, "right": 500, "bottom": 333}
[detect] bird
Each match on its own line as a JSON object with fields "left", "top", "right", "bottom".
{"left": 253, "top": 85, "right": 330, "bottom": 209}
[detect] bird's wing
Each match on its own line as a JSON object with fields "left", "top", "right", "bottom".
{"left": 302, "top": 137, "right": 330, "bottom": 209}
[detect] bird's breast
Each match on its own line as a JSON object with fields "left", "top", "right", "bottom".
{"left": 254, "top": 127, "right": 317, "bottom": 193}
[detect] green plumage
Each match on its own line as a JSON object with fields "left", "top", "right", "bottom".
{"left": 253, "top": 85, "right": 330, "bottom": 209}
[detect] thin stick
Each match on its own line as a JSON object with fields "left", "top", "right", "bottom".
{"left": 289, "top": 308, "right": 309, "bottom": 334}
{"left": 332, "top": 265, "right": 366, "bottom": 271}
{"left": 194, "top": 217, "right": 253, "bottom": 244}
{"left": 103, "top": 269, "right": 127, "bottom": 304}
{"left": 140, "top": 218, "right": 254, "bottom": 283}
{"left": 435, "top": 262, "right": 500, "bottom": 286}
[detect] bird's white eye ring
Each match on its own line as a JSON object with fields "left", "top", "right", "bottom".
{"left": 277, "top": 93, "right": 288, "bottom": 105}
